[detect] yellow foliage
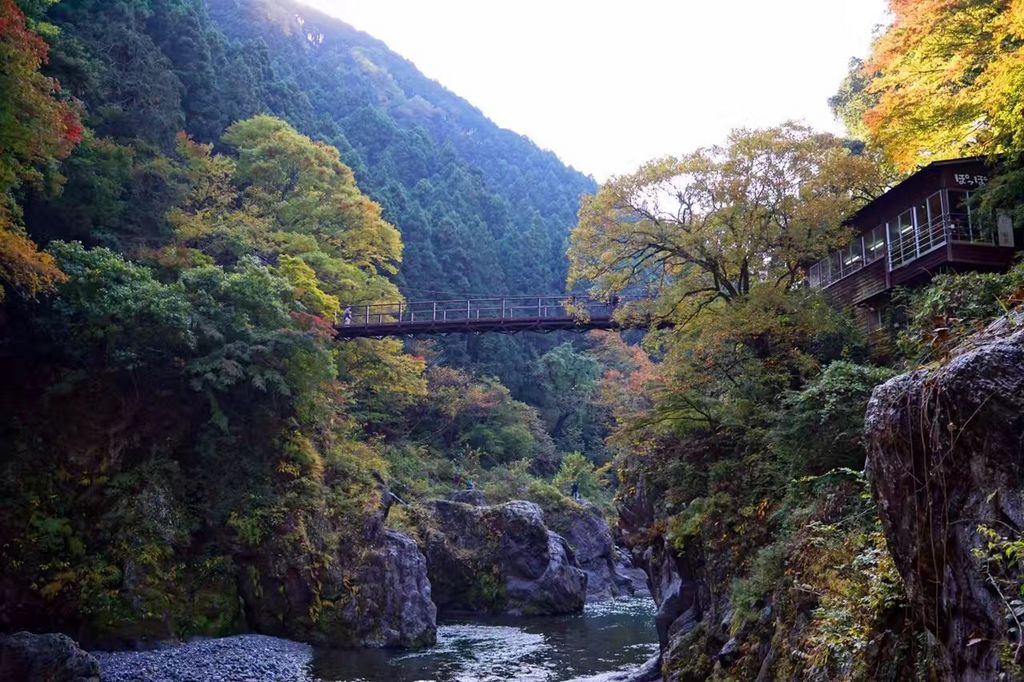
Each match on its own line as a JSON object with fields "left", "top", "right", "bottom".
{"left": 861, "top": 0, "right": 1024, "bottom": 169}
{"left": 568, "top": 123, "right": 884, "bottom": 330}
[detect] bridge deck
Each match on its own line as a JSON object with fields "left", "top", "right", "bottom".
{"left": 334, "top": 295, "right": 635, "bottom": 338}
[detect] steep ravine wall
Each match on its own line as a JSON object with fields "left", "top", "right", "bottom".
{"left": 622, "top": 316, "right": 1024, "bottom": 680}
{"left": 865, "top": 316, "right": 1024, "bottom": 680}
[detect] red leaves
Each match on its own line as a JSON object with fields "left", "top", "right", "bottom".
{"left": 0, "top": 0, "right": 48, "bottom": 65}
{"left": 289, "top": 311, "right": 335, "bottom": 340}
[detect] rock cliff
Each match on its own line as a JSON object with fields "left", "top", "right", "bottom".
{"left": 240, "top": 485, "right": 436, "bottom": 649}
{"left": 411, "top": 500, "right": 587, "bottom": 615}
{"left": 545, "top": 501, "right": 647, "bottom": 600}
{"left": 865, "top": 316, "right": 1024, "bottom": 680}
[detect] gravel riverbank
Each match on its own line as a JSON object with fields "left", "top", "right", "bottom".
{"left": 92, "top": 634, "right": 314, "bottom": 682}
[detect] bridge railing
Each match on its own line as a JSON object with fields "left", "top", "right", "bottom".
{"left": 340, "top": 295, "right": 621, "bottom": 327}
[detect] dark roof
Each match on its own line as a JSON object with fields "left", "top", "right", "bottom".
{"left": 849, "top": 155, "right": 988, "bottom": 225}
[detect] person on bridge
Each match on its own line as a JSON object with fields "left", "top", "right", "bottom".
{"left": 343, "top": 306, "right": 353, "bottom": 326}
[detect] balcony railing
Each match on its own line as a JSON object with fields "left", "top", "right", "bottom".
{"left": 888, "top": 211, "right": 996, "bottom": 269}
{"left": 946, "top": 211, "right": 995, "bottom": 245}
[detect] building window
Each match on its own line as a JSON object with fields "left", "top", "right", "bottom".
{"left": 888, "top": 209, "right": 917, "bottom": 267}
{"left": 948, "top": 189, "right": 994, "bottom": 244}
{"left": 843, "top": 237, "right": 864, "bottom": 274}
{"left": 864, "top": 225, "right": 886, "bottom": 263}
{"left": 917, "top": 192, "right": 944, "bottom": 253}
{"left": 817, "top": 255, "right": 832, "bottom": 286}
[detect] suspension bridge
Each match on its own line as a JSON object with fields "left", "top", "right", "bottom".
{"left": 334, "top": 295, "right": 652, "bottom": 339}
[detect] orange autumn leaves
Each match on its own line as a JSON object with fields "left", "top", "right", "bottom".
{"left": 0, "top": 0, "right": 83, "bottom": 301}
{"left": 858, "top": 0, "right": 1024, "bottom": 169}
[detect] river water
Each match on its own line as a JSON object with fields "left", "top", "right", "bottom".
{"left": 312, "top": 596, "right": 659, "bottom": 682}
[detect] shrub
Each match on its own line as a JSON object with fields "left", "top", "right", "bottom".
{"left": 773, "top": 361, "right": 896, "bottom": 476}
{"left": 895, "top": 263, "right": 1024, "bottom": 360}
{"left": 553, "top": 451, "right": 611, "bottom": 501}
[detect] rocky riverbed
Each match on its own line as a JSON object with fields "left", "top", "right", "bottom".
{"left": 93, "top": 635, "right": 315, "bottom": 682}
{"left": 3, "top": 497, "right": 657, "bottom": 682}
{"left": 84, "top": 597, "right": 658, "bottom": 682}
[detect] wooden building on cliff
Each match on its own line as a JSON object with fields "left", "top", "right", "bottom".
{"left": 808, "top": 157, "right": 1023, "bottom": 329}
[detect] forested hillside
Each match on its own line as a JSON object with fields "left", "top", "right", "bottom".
{"left": 0, "top": 0, "right": 613, "bottom": 653}
{"left": 579, "top": 3, "right": 1024, "bottom": 679}
{"left": 29, "top": 0, "right": 596, "bottom": 388}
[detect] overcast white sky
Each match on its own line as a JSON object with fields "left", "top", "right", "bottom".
{"left": 297, "top": 1, "right": 890, "bottom": 181}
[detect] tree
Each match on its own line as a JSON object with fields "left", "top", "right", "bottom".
{"left": 854, "top": 0, "right": 1024, "bottom": 170}
{"left": 525, "top": 343, "right": 602, "bottom": 454}
{"left": 221, "top": 115, "right": 403, "bottom": 303}
{"left": 567, "top": 123, "right": 884, "bottom": 329}
{"left": 166, "top": 119, "right": 426, "bottom": 429}
{"left": 0, "top": 0, "right": 82, "bottom": 301}
{"left": 829, "top": 58, "right": 876, "bottom": 144}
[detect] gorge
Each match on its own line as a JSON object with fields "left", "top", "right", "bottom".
{"left": 5, "top": 1, "right": 1024, "bottom": 681}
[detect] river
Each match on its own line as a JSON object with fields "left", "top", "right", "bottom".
{"left": 312, "top": 596, "right": 659, "bottom": 682}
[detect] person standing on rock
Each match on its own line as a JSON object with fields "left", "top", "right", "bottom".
{"left": 571, "top": 480, "right": 580, "bottom": 501}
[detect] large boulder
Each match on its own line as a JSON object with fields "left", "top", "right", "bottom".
{"left": 336, "top": 530, "right": 437, "bottom": 648}
{"left": 545, "top": 501, "right": 646, "bottom": 600}
{"left": 239, "top": 487, "right": 436, "bottom": 649}
{"left": 865, "top": 316, "right": 1024, "bottom": 680}
{"left": 0, "top": 632, "right": 100, "bottom": 682}
{"left": 412, "top": 500, "right": 587, "bottom": 615}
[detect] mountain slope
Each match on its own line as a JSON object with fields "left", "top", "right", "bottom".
{"left": 45, "top": 0, "right": 595, "bottom": 297}
{"left": 36, "top": 0, "right": 595, "bottom": 388}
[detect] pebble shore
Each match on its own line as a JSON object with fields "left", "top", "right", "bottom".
{"left": 92, "top": 634, "right": 314, "bottom": 682}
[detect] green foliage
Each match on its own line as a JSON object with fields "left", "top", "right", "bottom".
{"left": 408, "top": 366, "right": 555, "bottom": 469}
{"left": 828, "top": 58, "right": 876, "bottom": 144}
{"left": 522, "top": 343, "right": 605, "bottom": 456}
{"left": 730, "top": 542, "right": 786, "bottom": 627}
{"left": 45, "top": 240, "right": 194, "bottom": 368}
{"left": 0, "top": 112, "right": 426, "bottom": 641}
{"left": 648, "top": 286, "right": 865, "bottom": 438}
{"left": 773, "top": 361, "right": 896, "bottom": 476}
{"left": 973, "top": 524, "right": 1024, "bottom": 666}
{"left": 0, "top": 0, "right": 81, "bottom": 301}
{"left": 896, "top": 265, "right": 1024, "bottom": 361}
{"left": 553, "top": 451, "right": 610, "bottom": 502}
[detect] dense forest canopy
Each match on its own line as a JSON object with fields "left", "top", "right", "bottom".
{"left": 14, "top": 0, "right": 596, "bottom": 391}
{"left": 0, "top": 0, "right": 611, "bottom": 645}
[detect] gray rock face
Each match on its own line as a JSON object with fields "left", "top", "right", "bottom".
{"left": 864, "top": 317, "right": 1024, "bottom": 681}
{"left": 615, "top": 548, "right": 652, "bottom": 596}
{"left": 414, "top": 499, "right": 587, "bottom": 615}
{"left": 239, "top": 500, "right": 436, "bottom": 648}
{"left": 340, "top": 530, "right": 438, "bottom": 648}
{"left": 546, "top": 502, "right": 646, "bottom": 600}
{"left": 617, "top": 463, "right": 726, "bottom": 681}
{"left": 0, "top": 632, "right": 100, "bottom": 682}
